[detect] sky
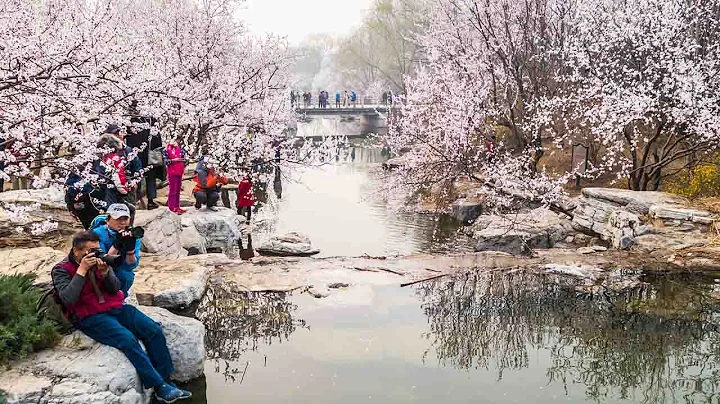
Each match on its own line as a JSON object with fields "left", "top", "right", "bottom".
{"left": 237, "top": 0, "right": 374, "bottom": 44}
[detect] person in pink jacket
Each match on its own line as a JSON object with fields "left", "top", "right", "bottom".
{"left": 162, "top": 138, "right": 189, "bottom": 214}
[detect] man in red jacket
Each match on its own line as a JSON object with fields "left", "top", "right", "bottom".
{"left": 51, "top": 231, "right": 191, "bottom": 403}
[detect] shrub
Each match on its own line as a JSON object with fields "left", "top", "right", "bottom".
{"left": 666, "top": 159, "right": 720, "bottom": 199}
{"left": 0, "top": 274, "right": 60, "bottom": 364}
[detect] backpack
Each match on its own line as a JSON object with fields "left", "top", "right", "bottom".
{"left": 36, "top": 282, "right": 74, "bottom": 334}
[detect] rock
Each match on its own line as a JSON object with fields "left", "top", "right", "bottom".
{"left": 181, "top": 207, "right": 243, "bottom": 253}
{"left": 328, "top": 282, "right": 349, "bottom": 289}
{"left": 306, "top": 286, "right": 330, "bottom": 298}
{"left": 0, "top": 187, "right": 66, "bottom": 210}
{"left": 0, "top": 247, "right": 66, "bottom": 284}
{"left": 134, "top": 208, "right": 185, "bottom": 258}
{"left": 132, "top": 254, "right": 213, "bottom": 309}
{"left": 258, "top": 232, "right": 320, "bottom": 257}
{"left": 138, "top": 306, "right": 205, "bottom": 381}
{"left": 180, "top": 224, "right": 207, "bottom": 255}
{"left": 603, "top": 210, "right": 643, "bottom": 250}
{"left": 591, "top": 246, "right": 607, "bottom": 252}
{"left": 649, "top": 205, "right": 715, "bottom": 225}
{"left": 451, "top": 200, "right": 482, "bottom": 225}
{"left": 472, "top": 208, "right": 572, "bottom": 254}
{"left": 577, "top": 247, "right": 596, "bottom": 254}
{"left": 0, "top": 188, "right": 81, "bottom": 250}
{"left": 564, "top": 236, "right": 575, "bottom": 244}
{"left": 581, "top": 188, "right": 683, "bottom": 213}
{"left": 0, "top": 306, "right": 204, "bottom": 404}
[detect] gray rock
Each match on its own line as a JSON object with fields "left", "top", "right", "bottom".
{"left": 181, "top": 207, "right": 243, "bottom": 253}
{"left": 472, "top": 208, "right": 572, "bottom": 255}
{"left": 451, "top": 200, "right": 482, "bottom": 224}
{"left": 577, "top": 247, "right": 596, "bottom": 254}
{"left": 258, "top": 232, "right": 320, "bottom": 257}
{"left": 138, "top": 306, "right": 205, "bottom": 381}
{"left": 134, "top": 208, "right": 185, "bottom": 259}
{"left": 180, "top": 224, "right": 207, "bottom": 255}
{"left": 0, "top": 187, "right": 66, "bottom": 210}
{"left": 0, "top": 306, "right": 204, "bottom": 404}
{"left": 649, "top": 204, "right": 715, "bottom": 225}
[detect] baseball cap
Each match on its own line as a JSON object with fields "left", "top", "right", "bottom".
{"left": 107, "top": 203, "right": 131, "bottom": 219}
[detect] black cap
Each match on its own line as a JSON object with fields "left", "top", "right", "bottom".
{"left": 104, "top": 124, "right": 121, "bottom": 135}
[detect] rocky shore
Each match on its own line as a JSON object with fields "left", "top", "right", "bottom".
{"left": 1, "top": 185, "right": 719, "bottom": 402}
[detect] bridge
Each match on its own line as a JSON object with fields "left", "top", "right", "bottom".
{"left": 294, "top": 105, "right": 392, "bottom": 115}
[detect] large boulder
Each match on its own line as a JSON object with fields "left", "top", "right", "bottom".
{"left": 0, "top": 306, "right": 205, "bottom": 404}
{"left": 572, "top": 187, "right": 717, "bottom": 249}
{"left": 0, "top": 188, "right": 81, "bottom": 250}
{"left": 132, "top": 254, "right": 220, "bottom": 309}
{"left": 472, "top": 208, "right": 572, "bottom": 255}
{"left": 181, "top": 207, "right": 243, "bottom": 253}
{"left": 0, "top": 247, "right": 66, "bottom": 285}
{"left": 257, "top": 232, "right": 320, "bottom": 257}
{"left": 133, "top": 208, "right": 185, "bottom": 259}
{"left": 451, "top": 200, "right": 483, "bottom": 225}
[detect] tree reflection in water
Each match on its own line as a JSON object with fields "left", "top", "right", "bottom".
{"left": 195, "top": 282, "right": 306, "bottom": 382}
{"left": 416, "top": 270, "right": 720, "bottom": 403}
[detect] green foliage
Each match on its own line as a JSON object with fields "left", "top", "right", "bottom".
{"left": 0, "top": 274, "right": 60, "bottom": 364}
{"left": 666, "top": 159, "right": 720, "bottom": 199}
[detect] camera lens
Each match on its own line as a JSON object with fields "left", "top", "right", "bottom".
{"left": 130, "top": 227, "right": 145, "bottom": 239}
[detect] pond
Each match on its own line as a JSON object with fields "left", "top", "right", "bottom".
{"left": 186, "top": 269, "right": 720, "bottom": 404}
{"left": 250, "top": 116, "right": 471, "bottom": 257}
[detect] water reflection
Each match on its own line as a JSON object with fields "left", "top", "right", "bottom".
{"left": 417, "top": 270, "right": 720, "bottom": 403}
{"left": 195, "top": 283, "right": 306, "bottom": 382}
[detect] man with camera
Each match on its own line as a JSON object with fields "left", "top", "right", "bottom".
{"left": 92, "top": 203, "right": 143, "bottom": 297}
{"left": 51, "top": 231, "right": 191, "bottom": 403}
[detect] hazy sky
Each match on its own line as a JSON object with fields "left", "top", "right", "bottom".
{"left": 238, "top": 0, "right": 374, "bottom": 44}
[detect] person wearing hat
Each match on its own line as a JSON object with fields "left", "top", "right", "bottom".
{"left": 51, "top": 230, "right": 192, "bottom": 403}
{"left": 91, "top": 203, "right": 142, "bottom": 296}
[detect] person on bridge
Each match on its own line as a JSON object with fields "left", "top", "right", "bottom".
{"left": 335, "top": 91, "right": 340, "bottom": 108}
{"left": 290, "top": 90, "right": 295, "bottom": 108}
{"left": 351, "top": 91, "right": 357, "bottom": 107}
{"left": 343, "top": 90, "right": 349, "bottom": 107}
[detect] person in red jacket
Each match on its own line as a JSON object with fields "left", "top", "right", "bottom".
{"left": 51, "top": 231, "right": 191, "bottom": 402}
{"left": 236, "top": 175, "right": 254, "bottom": 224}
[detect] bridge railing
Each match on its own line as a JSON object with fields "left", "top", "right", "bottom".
{"left": 293, "top": 95, "right": 400, "bottom": 109}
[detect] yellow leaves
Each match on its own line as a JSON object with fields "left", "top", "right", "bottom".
{"left": 667, "top": 158, "right": 720, "bottom": 199}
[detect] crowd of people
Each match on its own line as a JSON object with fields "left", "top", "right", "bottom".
{"left": 290, "top": 89, "right": 403, "bottom": 109}
{"left": 42, "top": 122, "right": 275, "bottom": 402}
{"left": 64, "top": 123, "right": 258, "bottom": 228}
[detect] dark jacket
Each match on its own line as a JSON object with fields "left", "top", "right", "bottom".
{"left": 125, "top": 116, "right": 160, "bottom": 168}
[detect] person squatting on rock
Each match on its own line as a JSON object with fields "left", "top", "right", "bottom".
{"left": 163, "top": 137, "right": 190, "bottom": 215}
{"left": 237, "top": 174, "right": 254, "bottom": 224}
{"left": 65, "top": 166, "right": 102, "bottom": 229}
{"left": 91, "top": 203, "right": 142, "bottom": 297}
{"left": 51, "top": 231, "right": 192, "bottom": 403}
{"left": 192, "top": 153, "right": 227, "bottom": 211}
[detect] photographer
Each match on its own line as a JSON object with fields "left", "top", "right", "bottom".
{"left": 91, "top": 203, "right": 142, "bottom": 296}
{"left": 51, "top": 231, "right": 191, "bottom": 403}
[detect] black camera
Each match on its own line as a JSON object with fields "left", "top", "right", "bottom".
{"left": 88, "top": 248, "right": 121, "bottom": 266}
{"left": 118, "top": 226, "right": 144, "bottom": 240}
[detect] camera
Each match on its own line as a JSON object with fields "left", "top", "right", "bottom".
{"left": 88, "top": 248, "right": 121, "bottom": 266}
{"left": 118, "top": 226, "right": 144, "bottom": 240}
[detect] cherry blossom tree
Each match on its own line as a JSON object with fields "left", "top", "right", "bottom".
{"left": 385, "top": 0, "right": 720, "bottom": 210}
{"left": 384, "top": 0, "right": 576, "bottom": 209}
{"left": 551, "top": 0, "right": 720, "bottom": 191}
{"left": 0, "top": 0, "right": 294, "bottom": 192}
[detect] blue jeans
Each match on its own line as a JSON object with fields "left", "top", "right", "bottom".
{"left": 115, "top": 269, "right": 135, "bottom": 297}
{"left": 78, "top": 305, "right": 175, "bottom": 388}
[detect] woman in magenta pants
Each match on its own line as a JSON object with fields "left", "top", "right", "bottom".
{"left": 162, "top": 138, "right": 189, "bottom": 214}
